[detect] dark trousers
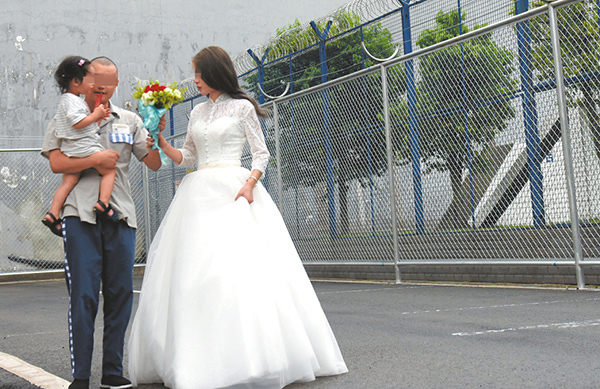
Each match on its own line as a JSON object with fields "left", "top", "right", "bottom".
{"left": 62, "top": 217, "right": 136, "bottom": 380}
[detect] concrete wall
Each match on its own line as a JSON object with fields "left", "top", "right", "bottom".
{"left": 0, "top": 0, "right": 350, "bottom": 148}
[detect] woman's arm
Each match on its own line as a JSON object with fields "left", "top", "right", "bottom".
{"left": 235, "top": 103, "right": 270, "bottom": 204}
{"left": 48, "top": 149, "right": 119, "bottom": 174}
{"left": 241, "top": 103, "right": 270, "bottom": 173}
{"left": 146, "top": 132, "right": 184, "bottom": 165}
{"left": 166, "top": 106, "right": 201, "bottom": 167}
{"left": 158, "top": 134, "right": 184, "bottom": 164}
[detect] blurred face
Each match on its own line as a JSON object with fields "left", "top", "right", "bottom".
{"left": 194, "top": 65, "right": 220, "bottom": 101}
{"left": 72, "top": 65, "right": 96, "bottom": 96}
{"left": 86, "top": 61, "right": 119, "bottom": 107}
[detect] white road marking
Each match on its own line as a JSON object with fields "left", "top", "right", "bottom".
{"left": 0, "top": 351, "right": 69, "bottom": 388}
{"left": 3, "top": 330, "right": 65, "bottom": 339}
{"left": 317, "top": 285, "right": 424, "bottom": 295}
{"left": 402, "top": 297, "right": 600, "bottom": 315}
{"left": 453, "top": 318, "right": 600, "bottom": 336}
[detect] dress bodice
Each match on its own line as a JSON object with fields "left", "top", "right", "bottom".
{"left": 176, "top": 94, "right": 269, "bottom": 172}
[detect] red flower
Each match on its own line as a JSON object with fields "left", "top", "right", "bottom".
{"left": 151, "top": 84, "right": 166, "bottom": 92}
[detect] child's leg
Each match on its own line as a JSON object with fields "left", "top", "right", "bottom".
{"left": 98, "top": 168, "right": 116, "bottom": 205}
{"left": 96, "top": 167, "right": 117, "bottom": 218}
{"left": 48, "top": 173, "right": 80, "bottom": 218}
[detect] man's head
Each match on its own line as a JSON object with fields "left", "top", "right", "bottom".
{"left": 85, "top": 56, "right": 119, "bottom": 108}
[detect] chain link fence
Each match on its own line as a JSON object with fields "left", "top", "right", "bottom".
{"left": 0, "top": 149, "right": 150, "bottom": 273}
{"left": 255, "top": 0, "right": 599, "bottom": 285}
{"left": 1, "top": 0, "right": 599, "bottom": 287}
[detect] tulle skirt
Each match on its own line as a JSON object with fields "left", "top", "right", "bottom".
{"left": 127, "top": 166, "right": 347, "bottom": 389}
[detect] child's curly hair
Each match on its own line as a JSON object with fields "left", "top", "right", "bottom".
{"left": 54, "top": 56, "right": 91, "bottom": 94}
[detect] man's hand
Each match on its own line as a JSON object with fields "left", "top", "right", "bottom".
{"left": 92, "top": 149, "right": 119, "bottom": 170}
{"left": 147, "top": 114, "right": 167, "bottom": 151}
{"left": 142, "top": 114, "right": 167, "bottom": 171}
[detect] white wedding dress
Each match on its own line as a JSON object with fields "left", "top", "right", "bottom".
{"left": 127, "top": 94, "right": 347, "bottom": 389}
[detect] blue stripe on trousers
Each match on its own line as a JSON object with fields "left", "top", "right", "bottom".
{"left": 63, "top": 217, "right": 135, "bottom": 380}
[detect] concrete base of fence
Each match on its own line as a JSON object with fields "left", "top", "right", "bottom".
{"left": 304, "top": 264, "right": 600, "bottom": 286}
{"left": 0, "top": 265, "right": 146, "bottom": 284}
{"left": 1, "top": 262, "right": 598, "bottom": 287}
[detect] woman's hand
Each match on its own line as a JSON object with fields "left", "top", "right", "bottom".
{"left": 235, "top": 180, "right": 255, "bottom": 204}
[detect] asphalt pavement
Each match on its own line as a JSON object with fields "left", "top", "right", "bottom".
{"left": 1, "top": 276, "right": 600, "bottom": 388}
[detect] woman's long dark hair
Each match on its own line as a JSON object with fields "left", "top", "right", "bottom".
{"left": 193, "top": 46, "right": 267, "bottom": 118}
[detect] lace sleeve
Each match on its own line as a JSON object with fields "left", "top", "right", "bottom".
{"left": 175, "top": 106, "right": 199, "bottom": 168}
{"left": 240, "top": 103, "right": 270, "bottom": 174}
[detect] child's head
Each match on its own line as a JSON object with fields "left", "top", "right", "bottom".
{"left": 54, "top": 56, "right": 92, "bottom": 94}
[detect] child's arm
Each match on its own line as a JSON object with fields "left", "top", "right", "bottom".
{"left": 72, "top": 105, "right": 110, "bottom": 130}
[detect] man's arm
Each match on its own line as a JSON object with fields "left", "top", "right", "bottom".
{"left": 48, "top": 149, "right": 119, "bottom": 174}
{"left": 43, "top": 115, "right": 117, "bottom": 173}
{"left": 142, "top": 147, "right": 162, "bottom": 171}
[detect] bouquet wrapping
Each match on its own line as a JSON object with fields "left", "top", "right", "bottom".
{"left": 133, "top": 80, "right": 186, "bottom": 165}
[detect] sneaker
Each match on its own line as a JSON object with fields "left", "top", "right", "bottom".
{"left": 100, "top": 375, "right": 133, "bottom": 389}
{"left": 69, "top": 378, "right": 89, "bottom": 389}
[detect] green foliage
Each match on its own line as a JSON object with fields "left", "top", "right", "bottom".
{"left": 416, "top": 9, "right": 471, "bottom": 48}
{"left": 527, "top": 0, "right": 600, "bottom": 85}
{"left": 268, "top": 11, "right": 402, "bottom": 190}
{"left": 245, "top": 9, "right": 398, "bottom": 97}
{"left": 390, "top": 10, "right": 516, "bottom": 203}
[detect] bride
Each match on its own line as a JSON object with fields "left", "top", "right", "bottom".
{"left": 127, "top": 46, "right": 348, "bottom": 389}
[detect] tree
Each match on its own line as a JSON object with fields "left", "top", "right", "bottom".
{"left": 245, "top": 11, "right": 402, "bottom": 235}
{"left": 390, "top": 9, "right": 516, "bottom": 230}
{"left": 527, "top": 0, "right": 600, "bottom": 159}
{"left": 245, "top": 10, "right": 398, "bottom": 97}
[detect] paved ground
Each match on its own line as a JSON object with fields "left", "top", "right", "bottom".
{"left": 1, "top": 277, "right": 600, "bottom": 388}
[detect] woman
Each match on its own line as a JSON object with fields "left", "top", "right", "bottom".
{"left": 127, "top": 46, "right": 348, "bottom": 389}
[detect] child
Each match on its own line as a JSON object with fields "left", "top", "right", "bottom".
{"left": 42, "top": 56, "right": 118, "bottom": 237}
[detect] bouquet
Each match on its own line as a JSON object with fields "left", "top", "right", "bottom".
{"left": 133, "top": 79, "right": 186, "bottom": 165}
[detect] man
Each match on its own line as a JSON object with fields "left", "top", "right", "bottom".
{"left": 42, "top": 56, "right": 164, "bottom": 389}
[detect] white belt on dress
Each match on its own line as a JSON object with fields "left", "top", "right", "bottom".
{"left": 198, "top": 162, "right": 242, "bottom": 170}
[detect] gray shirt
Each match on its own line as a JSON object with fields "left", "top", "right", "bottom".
{"left": 42, "top": 102, "right": 150, "bottom": 229}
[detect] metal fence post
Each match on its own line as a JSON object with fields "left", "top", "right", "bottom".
{"left": 288, "top": 54, "right": 294, "bottom": 94}
{"left": 142, "top": 165, "right": 152, "bottom": 263}
{"left": 248, "top": 49, "right": 270, "bottom": 105}
{"left": 458, "top": 0, "right": 477, "bottom": 229}
{"left": 382, "top": 64, "right": 402, "bottom": 284}
{"left": 273, "top": 102, "right": 284, "bottom": 212}
{"left": 400, "top": 0, "right": 425, "bottom": 235}
{"left": 169, "top": 108, "right": 176, "bottom": 199}
{"left": 597, "top": 0, "right": 600, "bottom": 33}
{"left": 516, "top": 0, "right": 546, "bottom": 229}
{"left": 311, "top": 20, "right": 337, "bottom": 239}
{"left": 548, "top": 1, "right": 585, "bottom": 289}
